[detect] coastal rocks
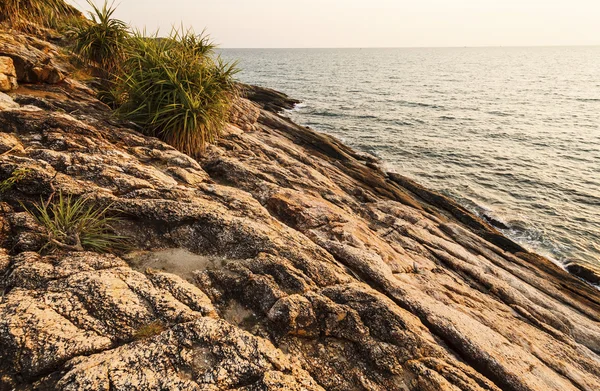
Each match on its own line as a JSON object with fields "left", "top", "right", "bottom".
{"left": 1, "top": 26, "right": 600, "bottom": 391}
{"left": 566, "top": 262, "right": 600, "bottom": 285}
{"left": 0, "top": 31, "right": 67, "bottom": 84}
{"left": 58, "top": 319, "right": 318, "bottom": 390}
{"left": 55, "top": 318, "right": 324, "bottom": 391}
{"left": 229, "top": 97, "right": 261, "bottom": 132}
{"left": 242, "top": 84, "right": 301, "bottom": 113}
{"left": 0, "top": 57, "right": 17, "bottom": 92}
{"left": 0, "top": 92, "right": 19, "bottom": 110}
{"left": 0, "top": 252, "right": 322, "bottom": 390}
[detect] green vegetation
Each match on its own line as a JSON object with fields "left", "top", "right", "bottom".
{"left": 0, "top": 168, "right": 31, "bottom": 193}
{"left": 68, "top": 1, "right": 128, "bottom": 74}
{"left": 3, "top": 0, "right": 239, "bottom": 157}
{"left": 113, "top": 28, "right": 239, "bottom": 157}
{"left": 0, "top": 0, "right": 80, "bottom": 31}
{"left": 66, "top": 2, "right": 239, "bottom": 156}
{"left": 25, "top": 191, "right": 126, "bottom": 253}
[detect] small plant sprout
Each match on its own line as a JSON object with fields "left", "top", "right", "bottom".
{"left": 0, "top": 167, "right": 31, "bottom": 193}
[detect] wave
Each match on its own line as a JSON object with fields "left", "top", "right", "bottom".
{"left": 397, "top": 100, "right": 444, "bottom": 109}
{"left": 487, "top": 110, "right": 512, "bottom": 117}
{"left": 309, "top": 110, "right": 342, "bottom": 118}
{"left": 284, "top": 102, "right": 307, "bottom": 113}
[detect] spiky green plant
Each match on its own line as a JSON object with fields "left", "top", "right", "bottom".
{"left": 114, "top": 27, "right": 239, "bottom": 157}
{"left": 25, "top": 191, "right": 126, "bottom": 253}
{"left": 68, "top": 0, "right": 129, "bottom": 74}
{"left": 0, "top": 0, "right": 80, "bottom": 30}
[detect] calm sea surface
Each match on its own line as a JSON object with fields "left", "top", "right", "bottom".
{"left": 220, "top": 47, "right": 600, "bottom": 270}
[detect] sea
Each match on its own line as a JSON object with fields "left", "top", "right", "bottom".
{"left": 220, "top": 47, "right": 600, "bottom": 271}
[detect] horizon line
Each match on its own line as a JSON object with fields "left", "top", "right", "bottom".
{"left": 219, "top": 44, "right": 600, "bottom": 50}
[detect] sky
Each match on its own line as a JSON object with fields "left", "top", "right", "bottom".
{"left": 67, "top": 0, "right": 600, "bottom": 48}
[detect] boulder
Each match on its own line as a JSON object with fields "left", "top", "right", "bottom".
{"left": 241, "top": 83, "right": 301, "bottom": 113}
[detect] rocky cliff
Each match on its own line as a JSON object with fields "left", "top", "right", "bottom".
{"left": 1, "top": 28, "right": 600, "bottom": 391}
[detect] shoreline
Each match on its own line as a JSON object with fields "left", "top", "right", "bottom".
{"left": 278, "top": 95, "right": 600, "bottom": 288}
{"left": 224, "top": 45, "right": 600, "bottom": 283}
{"left": 1, "top": 28, "right": 600, "bottom": 391}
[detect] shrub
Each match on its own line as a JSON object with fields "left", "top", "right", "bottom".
{"left": 114, "top": 27, "right": 239, "bottom": 157}
{"left": 0, "top": 0, "right": 80, "bottom": 31}
{"left": 25, "top": 191, "right": 126, "bottom": 253}
{"left": 68, "top": 0, "right": 129, "bottom": 75}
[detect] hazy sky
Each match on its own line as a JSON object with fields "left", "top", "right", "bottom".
{"left": 68, "top": 0, "right": 600, "bottom": 48}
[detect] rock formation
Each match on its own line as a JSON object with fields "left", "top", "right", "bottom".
{"left": 1, "top": 27, "right": 599, "bottom": 391}
{"left": 0, "top": 31, "right": 66, "bottom": 84}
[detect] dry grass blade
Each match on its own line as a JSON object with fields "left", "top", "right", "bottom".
{"left": 0, "top": 0, "right": 80, "bottom": 31}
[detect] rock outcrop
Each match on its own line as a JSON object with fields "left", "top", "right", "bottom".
{"left": 1, "top": 27, "right": 600, "bottom": 391}
{"left": 242, "top": 84, "right": 301, "bottom": 113}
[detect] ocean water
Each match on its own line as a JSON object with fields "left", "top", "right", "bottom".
{"left": 220, "top": 47, "right": 600, "bottom": 270}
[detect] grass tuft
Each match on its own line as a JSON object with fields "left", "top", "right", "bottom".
{"left": 3, "top": 1, "right": 239, "bottom": 157}
{"left": 113, "top": 27, "right": 239, "bottom": 157}
{"left": 0, "top": 0, "right": 81, "bottom": 31}
{"left": 68, "top": 0, "right": 129, "bottom": 74}
{"left": 25, "top": 191, "right": 127, "bottom": 253}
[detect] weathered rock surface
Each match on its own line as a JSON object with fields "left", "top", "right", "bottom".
{"left": 1, "top": 27, "right": 600, "bottom": 391}
{"left": 229, "top": 95, "right": 261, "bottom": 133}
{"left": 0, "top": 92, "right": 19, "bottom": 110}
{"left": 0, "top": 56, "right": 18, "bottom": 92}
{"left": 0, "top": 31, "right": 68, "bottom": 84}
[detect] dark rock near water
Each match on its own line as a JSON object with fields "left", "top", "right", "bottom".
{"left": 387, "top": 172, "right": 526, "bottom": 254}
{"left": 566, "top": 262, "right": 600, "bottom": 285}
{"left": 241, "top": 83, "right": 301, "bottom": 113}
{"left": 1, "top": 27, "right": 600, "bottom": 391}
